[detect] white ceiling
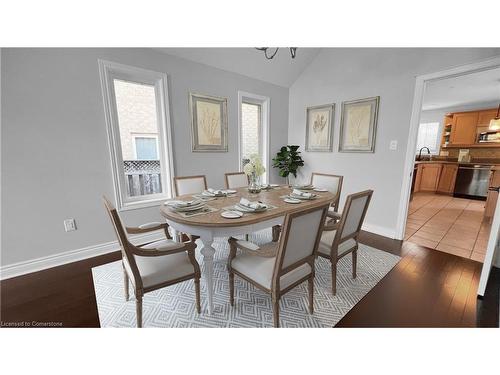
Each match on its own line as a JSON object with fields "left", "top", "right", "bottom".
{"left": 155, "top": 48, "right": 321, "bottom": 88}
{"left": 423, "top": 67, "right": 500, "bottom": 110}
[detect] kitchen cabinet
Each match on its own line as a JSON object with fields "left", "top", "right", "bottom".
{"left": 450, "top": 112, "right": 479, "bottom": 145}
{"left": 418, "top": 163, "right": 442, "bottom": 192}
{"left": 436, "top": 164, "right": 458, "bottom": 194}
{"left": 484, "top": 167, "right": 500, "bottom": 222}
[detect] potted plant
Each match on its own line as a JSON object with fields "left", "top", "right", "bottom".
{"left": 272, "top": 145, "right": 304, "bottom": 186}
{"left": 243, "top": 154, "right": 266, "bottom": 193}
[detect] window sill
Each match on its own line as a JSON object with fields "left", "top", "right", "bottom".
{"left": 118, "top": 197, "right": 169, "bottom": 212}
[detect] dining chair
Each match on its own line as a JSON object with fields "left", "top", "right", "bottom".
{"left": 227, "top": 202, "right": 330, "bottom": 327}
{"left": 103, "top": 196, "right": 201, "bottom": 327}
{"left": 173, "top": 175, "right": 207, "bottom": 196}
{"left": 311, "top": 172, "right": 344, "bottom": 223}
{"left": 316, "top": 190, "right": 373, "bottom": 295}
{"left": 225, "top": 172, "right": 249, "bottom": 189}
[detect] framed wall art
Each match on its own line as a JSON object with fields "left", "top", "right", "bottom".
{"left": 339, "top": 96, "right": 379, "bottom": 153}
{"left": 189, "top": 92, "right": 228, "bottom": 152}
{"left": 305, "top": 103, "right": 335, "bottom": 152}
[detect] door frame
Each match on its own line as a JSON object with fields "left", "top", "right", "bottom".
{"left": 396, "top": 55, "right": 500, "bottom": 240}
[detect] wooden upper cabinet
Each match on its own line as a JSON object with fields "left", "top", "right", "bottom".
{"left": 450, "top": 112, "right": 479, "bottom": 145}
{"left": 436, "top": 164, "right": 458, "bottom": 194}
{"left": 477, "top": 109, "right": 498, "bottom": 127}
{"left": 419, "top": 164, "right": 442, "bottom": 192}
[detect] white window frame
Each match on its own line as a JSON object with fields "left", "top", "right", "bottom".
{"left": 238, "top": 91, "right": 270, "bottom": 184}
{"left": 415, "top": 121, "right": 442, "bottom": 155}
{"left": 99, "top": 60, "right": 175, "bottom": 210}
{"left": 132, "top": 133, "right": 159, "bottom": 160}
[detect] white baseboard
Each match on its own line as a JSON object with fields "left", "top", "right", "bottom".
{"left": 0, "top": 231, "right": 164, "bottom": 280}
{"left": 362, "top": 223, "right": 398, "bottom": 240}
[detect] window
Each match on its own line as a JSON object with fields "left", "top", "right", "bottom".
{"left": 416, "top": 122, "right": 441, "bottom": 154}
{"left": 238, "top": 92, "right": 270, "bottom": 183}
{"left": 133, "top": 135, "right": 158, "bottom": 160}
{"left": 99, "top": 60, "right": 174, "bottom": 209}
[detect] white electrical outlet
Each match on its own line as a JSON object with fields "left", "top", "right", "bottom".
{"left": 389, "top": 140, "right": 398, "bottom": 150}
{"left": 64, "top": 218, "right": 77, "bottom": 232}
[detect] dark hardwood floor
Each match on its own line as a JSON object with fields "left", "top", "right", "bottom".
{"left": 1, "top": 231, "right": 498, "bottom": 327}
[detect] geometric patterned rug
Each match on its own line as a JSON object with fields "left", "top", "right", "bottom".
{"left": 92, "top": 229, "right": 400, "bottom": 328}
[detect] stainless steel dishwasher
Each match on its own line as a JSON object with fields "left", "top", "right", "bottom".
{"left": 453, "top": 164, "right": 490, "bottom": 200}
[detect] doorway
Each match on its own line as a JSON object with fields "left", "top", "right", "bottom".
{"left": 397, "top": 56, "right": 500, "bottom": 265}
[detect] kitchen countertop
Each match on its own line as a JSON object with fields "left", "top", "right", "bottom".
{"left": 415, "top": 160, "right": 500, "bottom": 166}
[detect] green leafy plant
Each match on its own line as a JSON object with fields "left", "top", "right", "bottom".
{"left": 272, "top": 145, "right": 305, "bottom": 184}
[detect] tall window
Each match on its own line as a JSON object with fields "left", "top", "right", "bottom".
{"left": 416, "top": 122, "right": 441, "bottom": 154}
{"left": 241, "top": 102, "right": 261, "bottom": 159}
{"left": 100, "top": 61, "right": 174, "bottom": 209}
{"left": 239, "top": 92, "right": 270, "bottom": 183}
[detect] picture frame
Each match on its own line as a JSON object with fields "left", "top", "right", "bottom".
{"left": 189, "top": 92, "right": 228, "bottom": 152}
{"left": 305, "top": 103, "right": 335, "bottom": 152}
{"left": 339, "top": 96, "right": 380, "bottom": 153}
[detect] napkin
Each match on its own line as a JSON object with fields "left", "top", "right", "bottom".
{"left": 203, "top": 188, "right": 225, "bottom": 196}
{"left": 239, "top": 198, "right": 266, "bottom": 210}
{"left": 292, "top": 189, "right": 313, "bottom": 198}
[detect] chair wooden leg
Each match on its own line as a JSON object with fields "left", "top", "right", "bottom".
{"left": 195, "top": 278, "right": 201, "bottom": 313}
{"left": 272, "top": 225, "right": 281, "bottom": 242}
{"left": 308, "top": 276, "right": 314, "bottom": 314}
{"left": 352, "top": 249, "right": 357, "bottom": 279}
{"left": 229, "top": 272, "right": 235, "bottom": 306}
{"left": 331, "top": 262, "right": 337, "bottom": 296}
{"left": 123, "top": 264, "right": 129, "bottom": 301}
{"left": 136, "top": 295, "right": 143, "bottom": 328}
{"left": 272, "top": 296, "right": 280, "bottom": 328}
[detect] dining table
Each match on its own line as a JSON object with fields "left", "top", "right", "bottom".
{"left": 160, "top": 185, "right": 336, "bottom": 314}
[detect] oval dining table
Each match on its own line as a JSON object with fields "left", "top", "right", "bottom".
{"left": 160, "top": 185, "right": 335, "bottom": 314}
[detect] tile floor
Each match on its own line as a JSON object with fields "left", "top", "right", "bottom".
{"left": 405, "top": 192, "right": 491, "bottom": 263}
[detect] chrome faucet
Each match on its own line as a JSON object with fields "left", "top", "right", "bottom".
{"left": 418, "top": 147, "right": 431, "bottom": 161}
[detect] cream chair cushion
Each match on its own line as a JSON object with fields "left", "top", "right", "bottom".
{"left": 226, "top": 173, "right": 248, "bottom": 189}
{"left": 124, "top": 239, "right": 195, "bottom": 288}
{"left": 317, "top": 230, "right": 357, "bottom": 257}
{"left": 312, "top": 174, "right": 342, "bottom": 196}
{"left": 176, "top": 177, "right": 206, "bottom": 196}
{"left": 231, "top": 249, "right": 312, "bottom": 290}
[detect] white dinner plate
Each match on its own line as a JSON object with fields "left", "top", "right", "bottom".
{"left": 270, "top": 184, "right": 280, "bottom": 188}
{"left": 224, "top": 189, "right": 237, "bottom": 194}
{"left": 313, "top": 188, "right": 328, "bottom": 192}
{"left": 221, "top": 210, "right": 243, "bottom": 219}
{"left": 284, "top": 198, "right": 301, "bottom": 204}
{"left": 171, "top": 203, "right": 206, "bottom": 212}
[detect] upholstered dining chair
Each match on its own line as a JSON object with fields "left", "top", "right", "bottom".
{"left": 224, "top": 171, "right": 249, "bottom": 189}
{"left": 311, "top": 172, "right": 344, "bottom": 224}
{"left": 227, "top": 203, "right": 330, "bottom": 327}
{"left": 103, "top": 196, "right": 201, "bottom": 328}
{"left": 316, "top": 190, "right": 373, "bottom": 295}
{"left": 173, "top": 175, "right": 207, "bottom": 196}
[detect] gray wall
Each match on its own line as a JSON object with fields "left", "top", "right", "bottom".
{"left": 288, "top": 48, "right": 500, "bottom": 237}
{"left": 1, "top": 48, "right": 289, "bottom": 266}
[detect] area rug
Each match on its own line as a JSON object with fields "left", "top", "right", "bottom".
{"left": 92, "top": 230, "right": 400, "bottom": 327}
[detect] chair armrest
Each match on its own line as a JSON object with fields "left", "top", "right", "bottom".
{"left": 126, "top": 222, "right": 169, "bottom": 234}
{"left": 327, "top": 210, "right": 341, "bottom": 220}
{"left": 232, "top": 239, "right": 261, "bottom": 252}
{"left": 131, "top": 240, "right": 196, "bottom": 257}
{"left": 323, "top": 220, "right": 339, "bottom": 232}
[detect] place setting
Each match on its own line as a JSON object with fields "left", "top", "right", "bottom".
{"left": 164, "top": 198, "right": 218, "bottom": 218}
{"left": 221, "top": 197, "right": 275, "bottom": 219}
{"left": 282, "top": 188, "right": 319, "bottom": 204}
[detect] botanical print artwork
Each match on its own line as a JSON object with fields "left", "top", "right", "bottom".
{"left": 196, "top": 100, "right": 221, "bottom": 145}
{"left": 344, "top": 103, "right": 371, "bottom": 147}
{"left": 305, "top": 104, "right": 334, "bottom": 152}
{"left": 339, "top": 96, "right": 379, "bottom": 152}
{"left": 190, "top": 93, "right": 228, "bottom": 152}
